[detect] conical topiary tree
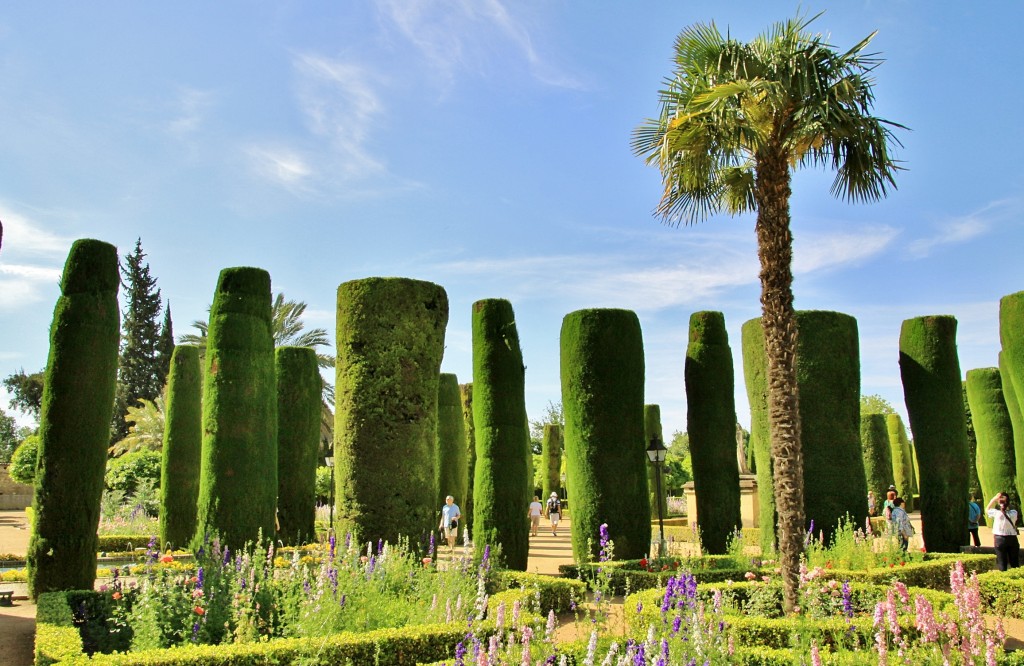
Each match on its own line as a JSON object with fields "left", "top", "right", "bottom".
{"left": 437, "top": 373, "right": 469, "bottom": 510}
{"left": 195, "top": 267, "right": 277, "bottom": 550}
{"left": 541, "top": 424, "right": 563, "bottom": 501}
{"left": 860, "top": 413, "right": 893, "bottom": 510}
{"left": 561, "top": 308, "right": 650, "bottom": 561}
{"left": 643, "top": 405, "right": 666, "bottom": 522}
{"left": 1001, "top": 291, "right": 1024, "bottom": 417}
{"left": 334, "top": 278, "right": 448, "bottom": 547}
{"left": 685, "top": 311, "right": 741, "bottom": 554}
{"left": 899, "top": 315, "right": 969, "bottom": 552}
{"left": 471, "top": 299, "right": 531, "bottom": 570}
{"left": 159, "top": 345, "right": 202, "bottom": 550}
{"left": 966, "top": 367, "right": 1019, "bottom": 509}
{"left": 963, "top": 382, "right": 983, "bottom": 505}
{"left": 28, "top": 239, "right": 120, "bottom": 598}
{"left": 744, "top": 312, "right": 866, "bottom": 546}
{"left": 276, "top": 346, "right": 321, "bottom": 546}
{"left": 460, "top": 382, "right": 476, "bottom": 533}
{"left": 1000, "top": 353, "right": 1024, "bottom": 504}
{"left": 886, "top": 413, "right": 916, "bottom": 504}
{"left": 741, "top": 318, "right": 776, "bottom": 555}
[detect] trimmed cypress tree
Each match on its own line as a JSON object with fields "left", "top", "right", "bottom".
{"left": 741, "top": 317, "right": 776, "bottom": 554}
{"left": 561, "top": 308, "right": 650, "bottom": 561}
{"left": 541, "top": 424, "right": 563, "bottom": 500}
{"left": 685, "top": 311, "right": 741, "bottom": 554}
{"left": 27, "top": 239, "right": 120, "bottom": 598}
{"left": 966, "top": 367, "right": 1019, "bottom": 508}
{"left": 335, "top": 278, "right": 448, "bottom": 547}
{"left": 963, "top": 382, "right": 983, "bottom": 503}
{"left": 886, "top": 414, "right": 916, "bottom": 504}
{"left": 460, "top": 382, "right": 476, "bottom": 533}
{"left": 643, "top": 405, "right": 666, "bottom": 521}
{"left": 155, "top": 304, "right": 175, "bottom": 389}
{"left": 1000, "top": 353, "right": 1024, "bottom": 504}
{"left": 276, "top": 346, "right": 321, "bottom": 546}
{"left": 744, "top": 312, "right": 866, "bottom": 546}
{"left": 899, "top": 315, "right": 969, "bottom": 552}
{"left": 437, "top": 373, "right": 469, "bottom": 509}
{"left": 194, "top": 267, "right": 277, "bottom": 550}
{"left": 159, "top": 345, "right": 202, "bottom": 550}
{"left": 860, "top": 413, "right": 893, "bottom": 507}
{"left": 1000, "top": 291, "right": 1024, "bottom": 415}
{"left": 472, "top": 299, "right": 531, "bottom": 570}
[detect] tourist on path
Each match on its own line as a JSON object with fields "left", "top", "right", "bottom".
{"left": 890, "top": 497, "right": 914, "bottom": 552}
{"left": 439, "top": 495, "right": 461, "bottom": 552}
{"left": 988, "top": 491, "right": 1020, "bottom": 571}
{"left": 968, "top": 494, "right": 982, "bottom": 547}
{"left": 867, "top": 490, "right": 877, "bottom": 517}
{"left": 528, "top": 496, "right": 543, "bottom": 536}
{"left": 545, "top": 492, "right": 562, "bottom": 537}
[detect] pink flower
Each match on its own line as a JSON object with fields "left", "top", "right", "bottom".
{"left": 422, "top": 557, "right": 432, "bottom": 566}
{"left": 744, "top": 571, "right": 756, "bottom": 581}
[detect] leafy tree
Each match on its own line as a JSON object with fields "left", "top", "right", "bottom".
{"left": 113, "top": 239, "right": 165, "bottom": 441}
{"left": 861, "top": 394, "right": 897, "bottom": 415}
{"left": 105, "top": 449, "right": 161, "bottom": 496}
{"left": 0, "top": 407, "right": 27, "bottom": 464}
{"left": 9, "top": 434, "right": 39, "bottom": 484}
{"left": 632, "top": 14, "right": 902, "bottom": 611}
{"left": 109, "top": 397, "right": 165, "bottom": 456}
{"left": 665, "top": 431, "right": 693, "bottom": 493}
{"left": 3, "top": 368, "right": 45, "bottom": 419}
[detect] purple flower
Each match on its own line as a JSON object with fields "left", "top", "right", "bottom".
{"left": 841, "top": 580, "right": 854, "bottom": 618}
{"left": 672, "top": 616, "right": 682, "bottom": 634}
{"left": 345, "top": 531, "right": 352, "bottom": 549}
{"left": 222, "top": 546, "right": 231, "bottom": 565}
{"left": 196, "top": 566, "right": 205, "bottom": 589}
{"left": 329, "top": 534, "right": 336, "bottom": 559}
{"left": 377, "top": 538, "right": 383, "bottom": 554}
{"left": 455, "top": 640, "right": 466, "bottom": 666}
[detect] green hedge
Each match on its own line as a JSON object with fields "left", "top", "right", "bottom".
{"left": 541, "top": 424, "right": 562, "bottom": 501}
{"left": 1000, "top": 353, "right": 1024, "bottom": 505}
{"left": 741, "top": 318, "right": 776, "bottom": 555}
{"left": 977, "top": 567, "right": 1024, "bottom": 618}
{"left": 560, "top": 308, "right": 650, "bottom": 561}
{"left": 159, "top": 345, "right": 202, "bottom": 550}
{"left": 684, "top": 311, "right": 741, "bottom": 554}
{"left": 490, "top": 570, "right": 587, "bottom": 614}
{"left": 459, "top": 382, "right": 476, "bottom": 533}
{"left": 886, "top": 414, "right": 917, "bottom": 505}
{"left": 471, "top": 299, "right": 531, "bottom": 570}
{"left": 29, "top": 239, "right": 121, "bottom": 599}
{"left": 966, "top": 367, "right": 1019, "bottom": 508}
{"left": 899, "top": 315, "right": 970, "bottom": 552}
{"left": 436, "top": 373, "right": 468, "bottom": 509}
{"left": 643, "top": 405, "right": 668, "bottom": 521}
{"left": 860, "top": 413, "right": 893, "bottom": 507}
{"left": 334, "top": 278, "right": 449, "bottom": 548}
{"left": 276, "top": 346, "right": 321, "bottom": 546}
{"left": 195, "top": 267, "right": 278, "bottom": 550}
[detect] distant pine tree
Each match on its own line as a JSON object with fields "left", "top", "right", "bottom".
{"left": 156, "top": 303, "right": 175, "bottom": 389}
{"left": 113, "top": 239, "right": 164, "bottom": 441}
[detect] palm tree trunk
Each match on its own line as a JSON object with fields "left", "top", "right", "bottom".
{"left": 754, "top": 145, "right": 805, "bottom": 614}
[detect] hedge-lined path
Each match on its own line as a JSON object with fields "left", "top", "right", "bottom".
{"left": 432, "top": 515, "right": 575, "bottom": 575}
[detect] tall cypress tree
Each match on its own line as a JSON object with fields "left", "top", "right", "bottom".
{"left": 460, "top": 382, "right": 476, "bottom": 533}
{"left": 1000, "top": 353, "right": 1024, "bottom": 504}
{"left": 965, "top": 367, "right": 1018, "bottom": 508}
{"left": 860, "top": 413, "right": 893, "bottom": 507}
{"left": 437, "top": 373, "right": 469, "bottom": 510}
{"left": 159, "top": 345, "right": 202, "bottom": 550}
{"left": 155, "top": 303, "right": 175, "bottom": 390}
{"left": 541, "top": 424, "right": 563, "bottom": 501}
{"left": 644, "top": 405, "right": 667, "bottom": 523}
{"left": 113, "top": 238, "right": 164, "bottom": 441}
{"left": 276, "top": 346, "right": 321, "bottom": 546}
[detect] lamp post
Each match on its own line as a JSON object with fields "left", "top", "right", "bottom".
{"left": 645, "top": 436, "right": 668, "bottom": 556}
{"left": 325, "top": 455, "right": 335, "bottom": 532}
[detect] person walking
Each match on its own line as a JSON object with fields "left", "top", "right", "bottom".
{"left": 545, "top": 492, "right": 562, "bottom": 537}
{"left": 867, "top": 490, "right": 877, "bottom": 517}
{"left": 968, "top": 494, "right": 982, "bottom": 548}
{"left": 439, "top": 495, "right": 461, "bottom": 553}
{"left": 890, "top": 497, "right": 914, "bottom": 551}
{"left": 528, "top": 495, "right": 543, "bottom": 536}
{"left": 987, "top": 491, "right": 1020, "bottom": 571}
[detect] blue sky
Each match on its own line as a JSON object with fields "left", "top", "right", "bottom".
{"left": 1, "top": 2, "right": 1022, "bottom": 439}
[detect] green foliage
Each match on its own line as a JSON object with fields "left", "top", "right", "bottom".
{"left": 491, "top": 570, "right": 586, "bottom": 614}
{"left": 685, "top": 311, "right": 741, "bottom": 554}
{"left": 966, "top": 367, "right": 1019, "bottom": 508}
{"left": 741, "top": 318, "right": 776, "bottom": 555}
{"left": 114, "top": 238, "right": 166, "bottom": 442}
{"left": 0, "top": 407, "right": 25, "bottom": 464}
{"left": 459, "top": 382, "right": 475, "bottom": 533}
{"left": 886, "top": 413, "right": 917, "bottom": 501}
{"left": 436, "top": 373, "right": 468, "bottom": 508}
{"left": 665, "top": 430, "right": 693, "bottom": 492}
{"left": 9, "top": 433, "right": 39, "bottom": 484}
{"left": 540, "top": 424, "right": 562, "bottom": 500}
{"left": 561, "top": 308, "right": 650, "bottom": 562}
{"left": 276, "top": 346, "right": 321, "bottom": 546}
{"left": 899, "top": 315, "right": 970, "bottom": 552}
{"left": 528, "top": 400, "right": 563, "bottom": 442}
{"left": 315, "top": 465, "right": 332, "bottom": 503}
{"left": 963, "top": 381, "right": 983, "bottom": 503}
{"left": 977, "top": 567, "right": 1024, "bottom": 619}
{"left": 2, "top": 367, "right": 44, "bottom": 419}
{"left": 334, "top": 278, "right": 449, "bottom": 547}
{"left": 860, "top": 413, "right": 894, "bottom": 504}
{"left": 643, "top": 405, "right": 668, "bottom": 520}
{"left": 159, "top": 345, "right": 202, "bottom": 551}
{"left": 471, "top": 298, "right": 531, "bottom": 570}
{"left": 1001, "top": 352, "right": 1024, "bottom": 504}
{"left": 155, "top": 304, "right": 174, "bottom": 389}
{"left": 29, "top": 239, "right": 121, "bottom": 600}
{"left": 195, "top": 267, "right": 278, "bottom": 550}
{"left": 109, "top": 397, "right": 165, "bottom": 456}
{"left": 105, "top": 450, "right": 161, "bottom": 496}
{"left": 860, "top": 394, "right": 897, "bottom": 415}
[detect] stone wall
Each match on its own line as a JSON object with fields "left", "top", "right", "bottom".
{"left": 0, "top": 464, "right": 32, "bottom": 510}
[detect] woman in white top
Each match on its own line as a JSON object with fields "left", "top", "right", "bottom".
{"left": 987, "top": 491, "right": 1020, "bottom": 571}
{"left": 528, "top": 496, "right": 543, "bottom": 536}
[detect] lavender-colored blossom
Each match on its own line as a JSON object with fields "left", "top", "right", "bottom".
{"left": 841, "top": 581, "right": 853, "bottom": 618}
{"left": 455, "top": 640, "right": 466, "bottom": 666}
{"left": 196, "top": 566, "right": 205, "bottom": 589}
{"left": 672, "top": 616, "right": 682, "bottom": 634}
{"left": 329, "top": 534, "right": 336, "bottom": 559}
{"left": 223, "top": 545, "right": 231, "bottom": 565}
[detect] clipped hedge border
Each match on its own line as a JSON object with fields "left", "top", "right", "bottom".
{"left": 490, "top": 570, "right": 587, "bottom": 614}
{"left": 35, "top": 584, "right": 544, "bottom": 665}
{"left": 977, "top": 567, "right": 1024, "bottom": 618}
{"left": 812, "top": 553, "right": 995, "bottom": 589}
{"left": 558, "top": 558, "right": 762, "bottom": 596}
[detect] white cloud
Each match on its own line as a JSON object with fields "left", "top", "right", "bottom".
{"left": 0, "top": 207, "right": 72, "bottom": 256}
{"left": 0, "top": 205, "right": 68, "bottom": 310}
{"left": 245, "top": 145, "right": 314, "bottom": 191}
{"left": 167, "top": 88, "right": 216, "bottom": 135}
{"left": 794, "top": 225, "right": 899, "bottom": 273}
{"left": 906, "top": 199, "right": 1015, "bottom": 258}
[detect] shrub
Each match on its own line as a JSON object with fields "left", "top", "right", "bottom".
{"left": 195, "top": 267, "right": 278, "bottom": 550}
{"left": 741, "top": 318, "right": 777, "bottom": 555}
{"left": 1000, "top": 352, "right": 1024, "bottom": 505}
{"left": 560, "top": 308, "right": 650, "bottom": 561}
{"left": 472, "top": 299, "right": 531, "bottom": 570}
{"left": 334, "top": 278, "right": 449, "bottom": 548}
{"left": 28, "top": 239, "right": 121, "bottom": 599}
{"left": 459, "top": 382, "right": 476, "bottom": 534}
{"left": 540, "top": 424, "right": 562, "bottom": 502}
{"left": 860, "top": 413, "right": 893, "bottom": 506}
{"left": 899, "top": 315, "right": 970, "bottom": 552}
{"left": 643, "top": 405, "right": 668, "bottom": 522}
{"left": 159, "top": 345, "right": 202, "bottom": 551}
{"left": 436, "top": 373, "right": 468, "bottom": 509}
{"left": 684, "top": 311, "right": 741, "bottom": 554}
{"left": 965, "top": 366, "right": 1019, "bottom": 508}
{"left": 8, "top": 433, "right": 39, "bottom": 485}
{"left": 105, "top": 450, "right": 161, "bottom": 497}
{"left": 275, "top": 346, "right": 321, "bottom": 546}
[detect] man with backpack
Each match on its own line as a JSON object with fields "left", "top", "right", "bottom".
{"left": 968, "top": 494, "right": 982, "bottom": 547}
{"left": 545, "top": 492, "right": 562, "bottom": 537}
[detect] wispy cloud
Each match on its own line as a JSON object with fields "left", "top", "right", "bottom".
{"left": 907, "top": 199, "right": 1015, "bottom": 258}
{"left": 794, "top": 225, "right": 899, "bottom": 273}
{"left": 0, "top": 207, "right": 72, "bottom": 256}
{"left": 167, "top": 88, "right": 216, "bottom": 136}
{"left": 245, "top": 145, "right": 314, "bottom": 192}
{"left": 375, "top": 0, "right": 583, "bottom": 89}
{"left": 0, "top": 205, "right": 67, "bottom": 310}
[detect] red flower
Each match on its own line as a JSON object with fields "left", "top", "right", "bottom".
{"left": 160, "top": 554, "right": 174, "bottom": 564}
{"left": 639, "top": 558, "right": 648, "bottom": 570}
{"left": 112, "top": 591, "right": 122, "bottom": 600}
{"left": 194, "top": 606, "right": 205, "bottom": 615}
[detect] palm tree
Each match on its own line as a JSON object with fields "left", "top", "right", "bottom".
{"left": 632, "top": 13, "right": 902, "bottom": 612}
{"left": 181, "top": 293, "right": 336, "bottom": 453}
{"left": 109, "top": 397, "right": 165, "bottom": 456}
